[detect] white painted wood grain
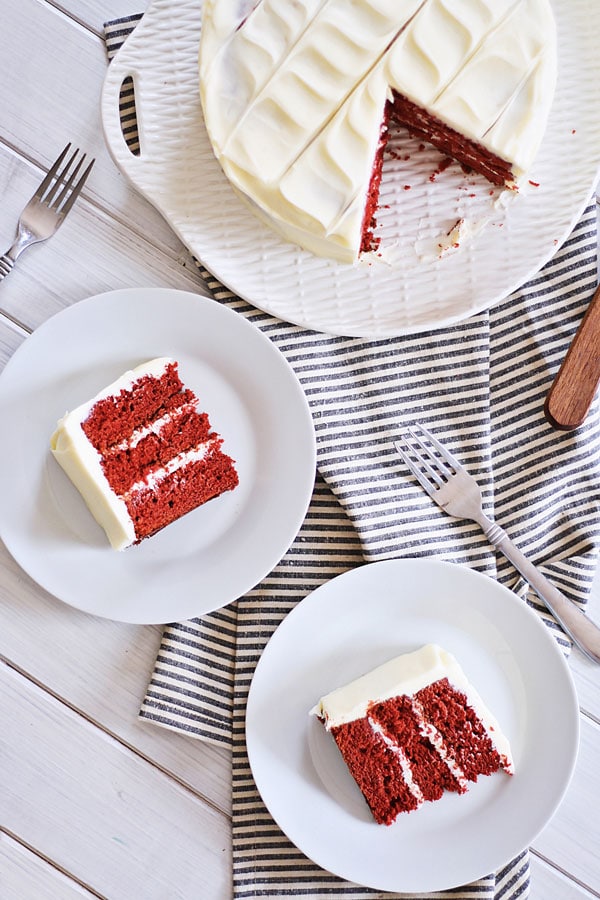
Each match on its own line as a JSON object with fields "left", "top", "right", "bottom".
{"left": 531, "top": 715, "right": 600, "bottom": 892}
{"left": 0, "top": 145, "right": 210, "bottom": 332}
{"left": 530, "top": 854, "right": 598, "bottom": 900}
{"left": 1, "top": 833, "right": 97, "bottom": 900}
{"left": 55, "top": 0, "right": 151, "bottom": 35}
{"left": 1, "top": 3, "right": 600, "bottom": 899}
{"left": 2, "top": 662, "right": 231, "bottom": 900}
{"left": 0, "top": 540, "right": 232, "bottom": 814}
{"left": 569, "top": 574, "right": 600, "bottom": 722}
{"left": 0, "top": 318, "right": 26, "bottom": 362}
{"left": 0, "top": 0, "right": 181, "bottom": 253}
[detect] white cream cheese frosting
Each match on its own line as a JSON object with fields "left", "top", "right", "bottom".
{"left": 199, "top": 0, "right": 556, "bottom": 263}
{"left": 312, "top": 643, "right": 514, "bottom": 771}
{"left": 50, "top": 358, "right": 173, "bottom": 551}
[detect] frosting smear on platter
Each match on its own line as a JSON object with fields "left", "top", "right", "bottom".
{"left": 312, "top": 644, "right": 514, "bottom": 825}
{"left": 199, "top": 0, "right": 556, "bottom": 263}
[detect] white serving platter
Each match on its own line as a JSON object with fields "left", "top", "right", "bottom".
{"left": 101, "top": 0, "right": 600, "bottom": 337}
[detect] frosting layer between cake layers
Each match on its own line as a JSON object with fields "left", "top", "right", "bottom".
{"left": 50, "top": 357, "right": 238, "bottom": 550}
{"left": 199, "top": 0, "right": 556, "bottom": 263}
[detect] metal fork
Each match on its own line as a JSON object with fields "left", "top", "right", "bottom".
{"left": 395, "top": 424, "right": 600, "bottom": 664}
{"left": 0, "top": 143, "right": 94, "bottom": 280}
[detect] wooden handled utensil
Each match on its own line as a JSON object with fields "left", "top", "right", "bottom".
{"left": 544, "top": 282, "right": 600, "bottom": 430}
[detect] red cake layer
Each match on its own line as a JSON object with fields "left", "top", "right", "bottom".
{"left": 100, "top": 405, "right": 213, "bottom": 494}
{"left": 390, "top": 92, "right": 515, "bottom": 186}
{"left": 81, "top": 362, "right": 187, "bottom": 452}
{"left": 370, "top": 694, "right": 464, "bottom": 803}
{"left": 415, "top": 678, "right": 503, "bottom": 781}
{"left": 125, "top": 443, "right": 239, "bottom": 541}
{"left": 330, "top": 716, "right": 419, "bottom": 825}
{"left": 359, "top": 104, "right": 391, "bottom": 255}
{"left": 81, "top": 360, "right": 238, "bottom": 545}
{"left": 328, "top": 677, "right": 508, "bottom": 825}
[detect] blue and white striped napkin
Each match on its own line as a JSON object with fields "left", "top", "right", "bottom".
{"left": 106, "top": 16, "right": 600, "bottom": 899}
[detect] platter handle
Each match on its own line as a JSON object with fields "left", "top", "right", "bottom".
{"left": 101, "top": 58, "right": 148, "bottom": 174}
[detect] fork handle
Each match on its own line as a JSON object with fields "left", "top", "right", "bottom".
{"left": 0, "top": 252, "right": 15, "bottom": 280}
{"left": 481, "top": 516, "right": 600, "bottom": 663}
{"left": 0, "top": 235, "right": 30, "bottom": 280}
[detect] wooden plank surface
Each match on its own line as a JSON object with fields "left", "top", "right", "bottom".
{"left": 2, "top": 664, "right": 231, "bottom": 900}
{"left": 1, "top": 833, "right": 98, "bottom": 900}
{"left": 532, "top": 715, "right": 600, "bottom": 890}
{"left": 0, "top": 144, "right": 208, "bottom": 332}
{"left": 1, "top": 0, "right": 172, "bottom": 249}
{"left": 529, "top": 855, "right": 598, "bottom": 900}
{"left": 1, "top": 2, "right": 600, "bottom": 899}
{"left": 0, "top": 539, "right": 232, "bottom": 813}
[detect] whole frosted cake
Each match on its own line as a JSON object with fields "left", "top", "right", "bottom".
{"left": 312, "top": 644, "right": 514, "bottom": 824}
{"left": 199, "top": 0, "right": 556, "bottom": 263}
{"left": 51, "top": 358, "right": 239, "bottom": 550}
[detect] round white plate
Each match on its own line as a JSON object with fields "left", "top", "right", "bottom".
{"left": 0, "top": 288, "right": 316, "bottom": 624}
{"left": 101, "top": 0, "right": 600, "bottom": 337}
{"left": 246, "top": 559, "right": 579, "bottom": 893}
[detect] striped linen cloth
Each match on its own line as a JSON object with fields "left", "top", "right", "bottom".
{"left": 105, "top": 16, "right": 600, "bottom": 899}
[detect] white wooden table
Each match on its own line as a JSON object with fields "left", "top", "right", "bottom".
{"left": 1, "top": 3, "right": 599, "bottom": 898}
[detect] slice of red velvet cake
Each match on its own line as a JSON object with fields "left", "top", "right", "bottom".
{"left": 50, "top": 357, "right": 239, "bottom": 550}
{"left": 312, "top": 644, "right": 513, "bottom": 825}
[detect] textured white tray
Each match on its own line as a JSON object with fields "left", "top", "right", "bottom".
{"left": 101, "top": 0, "right": 600, "bottom": 337}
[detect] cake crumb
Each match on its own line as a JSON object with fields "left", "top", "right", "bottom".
{"left": 429, "top": 157, "right": 453, "bottom": 182}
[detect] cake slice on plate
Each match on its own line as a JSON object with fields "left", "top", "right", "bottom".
{"left": 51, "top": 357, "right": 239, "bottom": 550}
{"left": 312, "top": 643, "right": 514, "bottom": 825}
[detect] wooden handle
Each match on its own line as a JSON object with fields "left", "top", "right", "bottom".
{"left": 545, "top": 283, "right": 600, "bottom": 430}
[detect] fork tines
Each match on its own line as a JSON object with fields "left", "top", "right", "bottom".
{"left": 35, "top": 143, "right": 95, "bottom": 216}
{"left": 0, "top": 142, "right": 95, "bottom": 283}
{"left": 395, "top": 424, "right": 461, "bottom": 494}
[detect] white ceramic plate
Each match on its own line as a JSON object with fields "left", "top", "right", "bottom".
{"left": 0, "top": 288, "right": 316, "bottom": 624}
{"left": 101, "top": 0, "right": 600, "bottom": 337}
{"left": 246, "top": 559, "right": 579, "bottom": 893}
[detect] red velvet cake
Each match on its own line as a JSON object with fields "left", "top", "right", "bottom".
{"left": 313, "top": 644, "right": 513, "bottom": 825}
{"left": 50, "top": 357, "right": 239, "bottom": 550}
{"left": 200, "top": 0, "right": 557, "bottom": 263}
